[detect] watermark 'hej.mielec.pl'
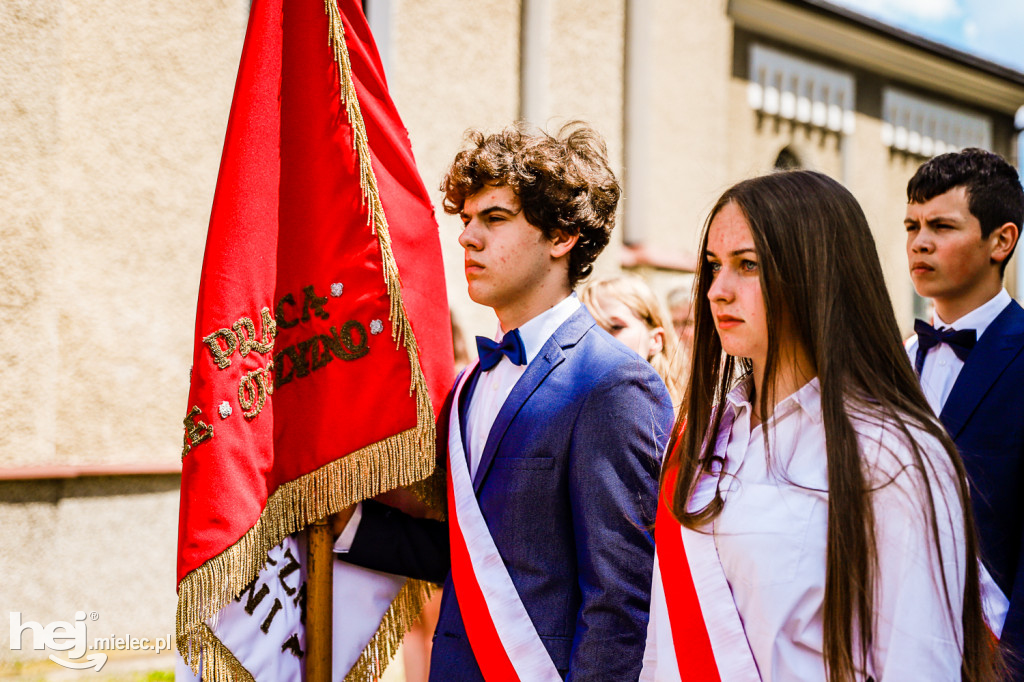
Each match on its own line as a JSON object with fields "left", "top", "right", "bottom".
{"left": 10, "top": 611, "right": 172, "bottom": 672}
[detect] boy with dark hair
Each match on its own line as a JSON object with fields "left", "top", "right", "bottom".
{"left": 905, "top": 147, "right": 1024, "bottom": 671}
{"left": 334, "top": 122, "right": 673, "bottom": 681}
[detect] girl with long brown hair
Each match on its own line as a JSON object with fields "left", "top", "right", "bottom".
{"left": 641, "top": 171, "right": 1001, "bottom": 681}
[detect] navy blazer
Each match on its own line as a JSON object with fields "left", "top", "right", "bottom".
{"left": 938, "top": 299, "right": 1024, "bottom": 674}
{"left": 345, "top": 306, "right": 674, "bottom": 681}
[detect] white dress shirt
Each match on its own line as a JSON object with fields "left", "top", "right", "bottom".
{"left": 464, "top": 293, "right": 580, "bottom": 478}
{"left": 906, "top": 288, "right": 1011, "bottom": 414}
{"left": 335, "top": 294, "right": 580, "bottom": 553}
{"left": 674, "top": 378, "right": 965, "bottom": 680}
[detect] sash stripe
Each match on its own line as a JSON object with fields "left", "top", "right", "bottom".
{"left": 447, "top": 465, "right": 521, "bottom": 681}
{"left": 445, "top": 363, "right": 561, "bottom": 682}
{"left": 656, "top": 471, "right": 721, "bottom": 681}
{"left": 648, "top": 466, "right": 761, "bottom": 682}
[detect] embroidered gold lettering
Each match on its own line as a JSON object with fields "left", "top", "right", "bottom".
{"left": 274, "top": 349, "right": 294, "bottom": 389}
{"left": 233, "top": 308, "right": 276, "bottom": 356}
{"left": 182, "top": 406, "right": 214, "bottom": 459}
{"left": 323, "top": 320, "right": 369, "bottom": 360}
{"left": 272, "top": 320, "right": 369, "bottom": 391}
{"left": 311, "top": 336, "right": 332, "bottom": 371}
{"left": 301, "top": 285, "right": 330, "bottom": 322}
{"left": 202, "top": 329, "right": 237, "bottom": 369}
{"left": 276, "top": 293, "right": 299, "bottom": 329}
{"left": 238, "top": 365, "right": 273, "bottom": 420}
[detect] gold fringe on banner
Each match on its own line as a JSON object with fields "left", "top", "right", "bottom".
{"left": 176, "top": 0, "right": 445, "bottom": 678}
{"left": 180, "top": 580, "right": 438, "bottom": 682}
{"left": 346, "top": 578, "right": 437, "bottom": 681}
{"left": 180, "top": 624, "right": 255, "bottom": 682}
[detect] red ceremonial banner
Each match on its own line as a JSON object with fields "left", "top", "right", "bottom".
{"left": 176, "top": 0, "right": 452, "bottom": 676}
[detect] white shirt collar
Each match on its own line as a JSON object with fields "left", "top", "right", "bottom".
{"left": 494, "top": 294, "right": 581, "bottom": 366}
{"left": 934, "top": 288, "right": 1011, "bottom": 341}
{"left": 725, "top": 375, "right": 822, "bottom": 424}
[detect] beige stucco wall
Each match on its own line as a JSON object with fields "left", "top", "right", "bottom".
{"left": 549, "top": 0, "right": 626, "bottom": 280}
{"left": 1, "top": 1, "right": 62, "bottom": 470}
{"left": 0, "top": 0, "right": 246, "bottom": 470}
{"left": 1, "top": 476, "right": 180, "bottom": 664}
{"left": 640, "top": 0, "right": 734, "bottom": 262}
{"left": 389, "top": 0, "right": 629, "bottom": 342}
{"left": 1, "top": 0, "right": 245, "bottom": 666}
{"left": 389, "top": 0, "right": 522, "bottom": 342}
{"left": 846, "top": 112, "right": 924, "bottom": 335}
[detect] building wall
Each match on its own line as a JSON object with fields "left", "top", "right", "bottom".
{"left": 386, "top": 0, "right": 629, "bottom": 340}
{"left": 722, "top": 27, "right": 1019, "bottom": 334}
{"left": 1, "top": 0, "right": 246, "bottom": 664}
{"left": 549, "top": 0, "right": 626, "bottom": 277}
{"left": 387, "top": 0, "right": 521, "bottom": 340}
{"left": 0, "top": 0, "right": 246, "bottom": 470}
{"left": 643, "top": 0, "right": 735, "bottom": 258}
{"left": 1, "top": 1, "right": 62, "bottom": 469}
{"left": 1, "top": 475, "right": 180, "bottom": 659}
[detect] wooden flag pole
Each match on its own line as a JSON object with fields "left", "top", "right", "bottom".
{"left": 306, "top": 519, "right": 334, "bottom": 682}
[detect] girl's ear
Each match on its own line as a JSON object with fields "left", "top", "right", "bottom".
{"left": 549, "top": 229, "right": 580, "bottom": 258}
{"left": 648, "top": 326, "right": 665, "bottom": 360}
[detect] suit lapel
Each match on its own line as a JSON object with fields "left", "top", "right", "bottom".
{"left": 941, "top": 301, "right": 1024, "bottom": 439}
{"left": 471, "top": 307, "right": 595, "bottom": 492}
{"left": 458, "top": 365, "right": 482, "bottom": 457}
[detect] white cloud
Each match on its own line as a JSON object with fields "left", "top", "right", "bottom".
{"left": 836, "top": 0, "right": 962, "bottom": 22}
{"left": 957, "top": 0, "right": 1024, "bottom": 71}
{"left": 831, "top": 0, "right": 1024, "bottom": 72}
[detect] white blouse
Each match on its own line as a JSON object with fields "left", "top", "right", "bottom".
{"left": 646, "top": 378, "right": 966, "bottom": 681}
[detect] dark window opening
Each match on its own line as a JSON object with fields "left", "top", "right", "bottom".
{"left": 774, "top": 147, "right": 802, "bottom": 170}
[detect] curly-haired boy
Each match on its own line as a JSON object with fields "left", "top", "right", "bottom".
{"left": 336, "top": 122, "right": 673, "bottom": 680}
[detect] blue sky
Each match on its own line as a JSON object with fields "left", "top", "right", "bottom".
{"left": 831, "top": 0, "right": 1024, "bottom": 73}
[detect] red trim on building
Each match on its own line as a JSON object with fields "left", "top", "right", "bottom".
{"left": 0, "top": 462, "right": 181, "bottom": 480}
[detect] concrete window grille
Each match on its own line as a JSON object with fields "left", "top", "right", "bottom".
{"left": 747, "top": 43, "right": 856, "bottom": 136}
{"left": 881, "top": 87, "right": 993, "bottom": 156}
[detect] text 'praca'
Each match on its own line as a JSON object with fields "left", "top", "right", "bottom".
{"left": 182, "top": 283, "right": 378, "bottom": 459}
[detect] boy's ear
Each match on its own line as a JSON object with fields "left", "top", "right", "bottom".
{"left": 549, "top": 229, "right": 579, "bottom": 259}
{"left": 990, "top": 221, "right": 1020, "bottom": 266}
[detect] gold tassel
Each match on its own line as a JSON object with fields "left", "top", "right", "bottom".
{"left": 176, "top": 0, "right": 446, "bottom": 678}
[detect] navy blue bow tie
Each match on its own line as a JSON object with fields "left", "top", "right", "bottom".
{"left": 476, "top": 329, "right": 526, "bottom": 371}
{"left": 914, "top": 319, "right": 977, "bottom": 375}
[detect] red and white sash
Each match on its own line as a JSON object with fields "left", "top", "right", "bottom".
{"left": 642, "top": 467, "right": 761, "bottom": 682}
{"left": 645, "top": 467, "right": 1009, "bottom": 681}
{"left": 446, "top": 364, "right": 561, "bottom": 682}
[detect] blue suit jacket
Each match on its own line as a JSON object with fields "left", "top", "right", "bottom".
{"left": 938, "top": 299, "right": 1024, "bottom": 675}
{"left": 346, "top": 306, "right": 674, "bottom": 681}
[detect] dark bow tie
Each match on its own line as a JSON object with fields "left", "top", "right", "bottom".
{"left": 476, "top": 329, "right": 526, "bottom": 371}
{"left": 914, "top": 319, "right": 977, "bottom": 375}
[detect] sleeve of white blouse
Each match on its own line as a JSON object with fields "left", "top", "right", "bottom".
{"left": 869, "top": 431, "right": 966, "bottom": 681}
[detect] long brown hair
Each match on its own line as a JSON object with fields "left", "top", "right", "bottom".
{"left": 663, "top": 170, "right": 1001, "bottom": 681}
